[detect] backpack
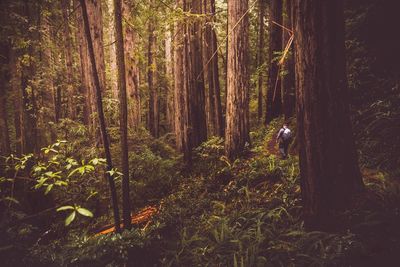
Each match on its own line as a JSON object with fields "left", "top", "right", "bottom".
{"left": 282, "top": 128, "right": 292, "bottom": 141}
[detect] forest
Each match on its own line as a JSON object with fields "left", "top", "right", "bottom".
{"left": 0, "top": 0, "right": 399, "bottom": 266}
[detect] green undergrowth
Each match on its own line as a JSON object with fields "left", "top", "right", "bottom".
{"left": 2, "top": 119, "right": 400, "bottom": 266}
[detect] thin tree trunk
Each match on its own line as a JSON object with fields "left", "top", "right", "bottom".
{"left": 265, "top": 0, "right": 282, "bottom": 124}
{"left": 0, "top": 90, "right": 11, "bottom": 155}
{"left": 61, "top": 0, "right": 76, "bottom": 119}
{"left": 9, "top": 43, "right": 22, "bottom": 155}
{"left": 165, "top": 26, "right": 175, "bottom": 132}
{"left": 79, "top": 0, "right": 121, "bottom": 233}
{"left": 0, "top": 43, "right": 11, "bottom": 155}
{"left": 84, "top": 0, "right": 105, "bottom": 139}
{"left": 76, "top": 0, "right": 92, "bottom": 125}
{"left": 256, "top": 0, "right": 266, "bottom": 121}
{"left": 114, "top": 0, "right": 131, "bottom": 230}
{"left": 42, "top": 10, "right": 57, "bottom": 142}
{"left": 281, "top": 0, "right": 295, "bottom": 119}
{"left": 148, "top": 0, "right": 159, "bottom": 137}
{"left": 203, "top": 0, "right": 223, "bottom": 137}
{"left": 107, "top": 0, "right": 118, "bottom": 99}
{"left": 21, "top": 1, "right": 38, "bottom": 154}
{"left": 293, "top": 0, "right": 364, "bottom": 230}
{"left": 225, "top": 0, "right": 250, "bottom": 159}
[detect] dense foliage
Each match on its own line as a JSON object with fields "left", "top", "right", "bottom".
{"left": 0, "top": 0, "right": 399, "bottom": 266}
{"left": 1, "top": 119, "right": 399, "bottom": 266}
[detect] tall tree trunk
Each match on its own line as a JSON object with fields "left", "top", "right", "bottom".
{"left": 0, "top": 87, "right": 11, "bottom": 155}
{"left": 61, "top": 0, "right": 76, "bottom": 119}
{"left": 76, "top": 0, "right": 93, "bottom": 126}
{"left": 293, "top": 0, "right": 364, "bottom": 230}
{"left": 265, "top": 0, "right": 282, "bottom": 124}
{"left": 0, "top": 43, "right": 11, "bottom": 155}
{"left": 41, "top": 9, "right": 58, "bottom": 142}
{"left": 174, "top": 0, "right": 207, "bottom": 163}
{"left": 174, "top": 0, "right": 191, "bottom": 162}
{"left": 107, "top": 0, "right": 118, "bottom": 99}
{"left": 122, "top": 0, "right": 141, "bottom": 130}
{"left": 79, "top": 0, "right": 121, "bottom": 233}
{"left": 281, "top": 0, "right": 295, "bottom": 119}
{"left": 225, "top": 0, "right": 250, "bottom": 159}
{"left": 165, "top": 26, "right": 175, "bottom": 132}
{"left": 148, "top": 0, "right": 159, "bottom": 137}
{"left": 9, "top": 43, "right": 22, "bottom": 155}
{"left": 114, "top": 0, "right": 131, "bottom": 230}
{"left": 202, "top": 0, "right": 223, "bottom": 137}
{"left": 21, "top": 1, "right": 38, "bottom": 154}
{"left": 84, "top": 0, "right": 105, "bottom": 138}
{"left": 188, "top": 0, "right": 207, "bottom": 147}
{"left": 256, "top": 0, "right": 266, "bottom": 121}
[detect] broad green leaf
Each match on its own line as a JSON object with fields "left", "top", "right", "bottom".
{"left": 57, "top": 205, "right": 75, "bottom": 211}
{"left": 65, "top": 211, "right": 76, "bottom": 226}
{"left": 77, "top": 207, "right": 93, "bottom": 217}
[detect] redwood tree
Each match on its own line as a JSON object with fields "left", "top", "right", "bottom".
{"left": 122, "top": 0, "right": 141, "bottom": 130}
{"left": 148, "top": 0, "right": 159, "bottom": 137}
{"left": 61, "top": 0, "right": 75, "bottom": 119}
{"left": 225, "top": 0, "right": 250, "bottom": 159}
{"left": 80, "top": 0, "right": 121, "bottom": 233}
{"left": 202, "top": 0, "right": 223, "bottom": 137}
{"left": 188, "top": 0, "right": 207, "bottom": 147}
{"left": 0, "top": 43, "right": 11, "bottom": 155}
{"left": 173, "top": 0, "right": 191, "bottom": 162}
{"left": 114, "top": 0, "right": 131, "bottom": 230}
{"left": 281, "top": 0, "right": 295, "bottom": 119}
{"left": 256, "top": 0, "right": 266, "bottom": 121}
{"left": 265, "top": 0, "right": 282, "bottom": 124}
{"left": 293, "top": 0, "right": 364, "bottom": 230}
{"left": 174, "top": 0, "right": 207, "bottom": 163}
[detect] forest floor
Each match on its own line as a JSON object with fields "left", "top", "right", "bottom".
{"left": 2, "top": 118, "right": 400, "bottom": 266}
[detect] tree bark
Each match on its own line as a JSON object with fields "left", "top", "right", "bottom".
{"left": 174, "top": 0, "right": 207, "bottom": 163}
{"left": 256, "top": 0, "right": 266, "bottom": 121}
{"left": 122, "top": 0, "right": 141, "bottom": 130}
{"left": 76, "top": 0, "right": 93, "bottom": 126}
{"left": 21, "top": 0, "right": 38, "bottom": 154}
{"left": 107, "top": 0, "right": 118, "bottom": 99}
{"left": 80, "top": 0, "right": 121, "bottom": 233}
{"left": 0, "top": 43, "right": 11, "bottom": 155}
{"left": 81, "top": 0, "right": 105, "bottom": 137}
{"left": 225, "top": 0, "right": 250, "bottom": 159}
{"left": 165, "top": 26, "right": 175, "bottom": 132}
{"left": 202, "top": 0, "right": 223, "bottom": 137}
{"left": 265, "top": 0, "right": 282, "bottom": 124}
{"left": 148, "top": 0, "right": 159, "bottom": 137}
{"left": 61, "top": 0, "right": 76, "bottom": 119}
{"left": 9, "top": 43, "right": 22, "bottom": 155}
{"left": 281, "top": 0, "right": 295, "bottom": 119}
{"left": 188, "top": 0, "right": 207, "bottom": 147}
{"left": 114, "top": 0, "right": 131, "bottom": 230}
{"left": 174, "top": 0, "right": 191, "bottom": 162}
{"left": 293, "top": 0, "right": 364, "bottom": 230}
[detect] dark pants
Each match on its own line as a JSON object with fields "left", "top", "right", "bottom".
{"left": 279, "top": 139, "right": 290, "bottom": 158}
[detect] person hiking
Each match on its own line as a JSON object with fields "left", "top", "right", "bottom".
{"left": 276, "top": 124, "right": 292, "bottom": 159}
